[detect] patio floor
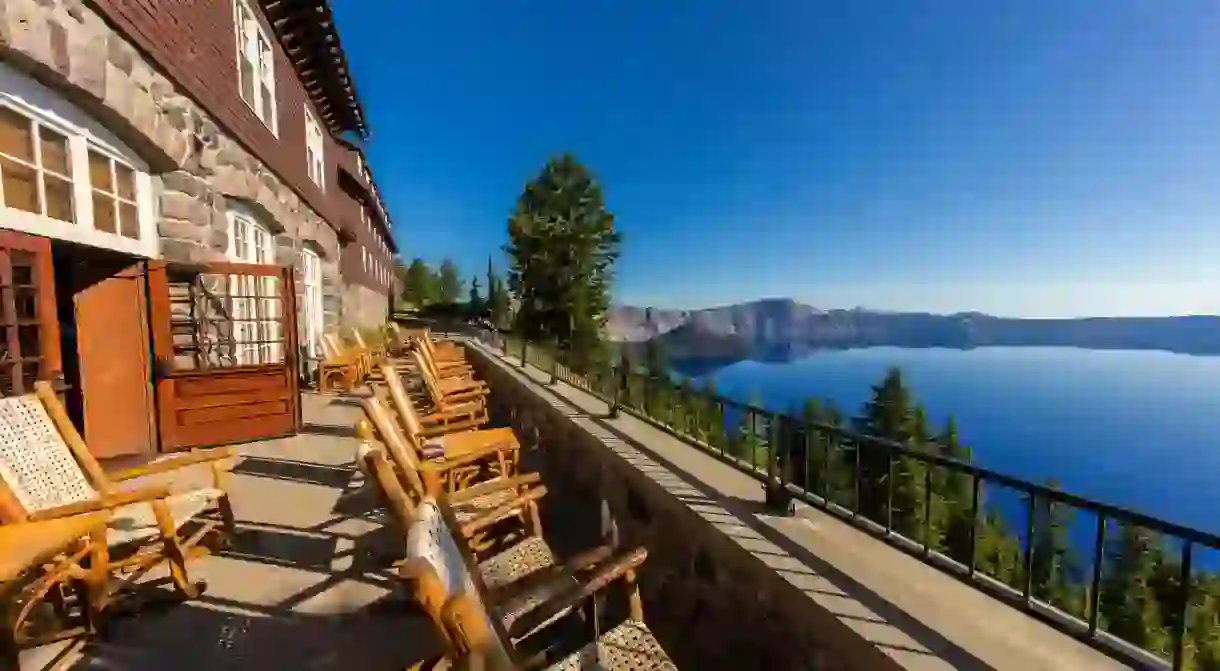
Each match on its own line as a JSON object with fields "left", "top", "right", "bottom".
{"left": 25, "top": 391, "right": 441, "bottom": 671}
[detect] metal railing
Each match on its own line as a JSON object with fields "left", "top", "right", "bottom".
{"left": 467, "top": 328, "right": 1220, "bottom": 671}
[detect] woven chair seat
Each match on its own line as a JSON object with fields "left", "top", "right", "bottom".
{"left": 477, "top": 535, "right": 555, "bottom": 592}
{"left": 496, "top": 572, "right": 580, "bottom": 641}
{"left": 546, "top": 620, "right": 678, "bottom": 671}
{"left": 107, "top": 487, "right": 224, "bottom": 547}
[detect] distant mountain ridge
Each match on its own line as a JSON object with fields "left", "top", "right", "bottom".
{"left": 605, "top": 299, "right": 1220, "bottom": 359}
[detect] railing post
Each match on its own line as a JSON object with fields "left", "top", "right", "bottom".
{"left": 549, "top": 341, "right": 560, "bottom": 385}
{"left": 608, "top": 358, "right": 626, "bottom": 419}
{"left": 764, "top": 413, "right": 795, "bottom": 515}
{"left": 519, "top": 338, "right": 528, "bottom": 368}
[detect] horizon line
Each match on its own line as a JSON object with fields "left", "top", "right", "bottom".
{"left": 610, "top": 298, "right": 1220, "bottom": 321}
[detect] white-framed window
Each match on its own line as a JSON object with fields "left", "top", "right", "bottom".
{"left": 87, "top": 149, "right": 140, "bottom": 239}
{"left": 304, "top": 104, "right": 324, "bottom": 190}
{"left": 361, "top": 246, "right": 367, "bottom": 274}
{"left": 234, "top": 0, "right": 277, "bottom": 134}
{"left": 300, "top": 248, "right": 324, "bottom": 360}
{"left": 226, "top": 208, "right": 282, "bottom": 366}
{"left": 0, "top": 81, "right": 156, "bottom": 258}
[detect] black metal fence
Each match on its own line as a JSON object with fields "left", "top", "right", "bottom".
{"left": 466, "top": 329, "right": 1220, "bottom": 670}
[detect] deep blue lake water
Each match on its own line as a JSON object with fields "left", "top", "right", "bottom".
{"left": 671, "top": 346, "right": 1220, "bottom": 545}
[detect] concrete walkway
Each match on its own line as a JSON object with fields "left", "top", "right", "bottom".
{"left": 472, "top": 340, "right": 1136, "bottom": 671}
{"left": 25, "top": 392, "right": 440, "bottom": 671}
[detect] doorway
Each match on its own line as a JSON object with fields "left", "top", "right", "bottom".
{"left": 54, "top": 242, "right": 156, "bottom": 459}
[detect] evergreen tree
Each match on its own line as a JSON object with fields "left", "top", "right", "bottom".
{"left": 467, "top": 276, "right": 484, "bottom": 318}
{"left": 486, "top": 261, "right": 510, "bottom": 330}
{"left": 853, "top": 367, "right": 916, "bottom": 525}
{"left": 1030, "top": 479, "right": 1079, "bottom": 611}
{"left": 437, "top": 258, "right": 462, "bottom": 304}
{"left": 505, "top": 153, "right": 621, "bottom": 368}
{"left": 402, "top": 258, "right": 435, "bottom": 307}
{"left": 1100, "top": 524, "right": 1169, "bottom": 651}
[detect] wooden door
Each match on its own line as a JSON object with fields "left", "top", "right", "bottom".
{"left": 74, "top": 263, "right": 155, "bottom": 458}
{"left": 0, "top": 231, "right": 61, "bottom": 396}
{"left": 147, "top": 261, "right": 301, "bottom": 451}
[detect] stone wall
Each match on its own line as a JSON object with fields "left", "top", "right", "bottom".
{"left": 0, "top": 0, "right": 342, "bottom": 334}
{"left": 469, "top": 346, "right": 902, "bottom": 671}
{"left": 341, "top": 282, "right": 388, "bottom": 332}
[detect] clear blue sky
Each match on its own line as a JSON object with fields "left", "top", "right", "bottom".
{"left": 333, "top": 0, "right": 1220, "bottom": 318}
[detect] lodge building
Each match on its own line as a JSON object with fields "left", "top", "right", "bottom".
{"left": 0, "top": 0, "right": 396, "bottom": 457}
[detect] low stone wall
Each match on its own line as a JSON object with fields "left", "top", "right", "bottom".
{"left": 469, "top": 345, "right": 901, "bottom": 671}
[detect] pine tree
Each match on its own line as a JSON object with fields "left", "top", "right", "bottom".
{"left": 437, "top": 259, "right": 462, "bottom": 304}
{"left": 853, "top": 367, "right": 916, "bottom": 525}
{"left": 505, "top": 153, "right": 621, "bottom": 367}
{"left": 1030, "top": 479, "right": 1079, "bottom": 611}
{"left": 1100, "top": 524, "right": 1169, "bottom": 651}
{"left": 403, "top": 258, "right": 435, "bottom": 307}
{"left": 486, "top": 260, "right": 510, "bottom": 331}
{"left": 467, "top": 276, "right": 484, "bottom": 318}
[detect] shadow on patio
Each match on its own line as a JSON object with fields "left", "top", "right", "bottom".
{"left": 56, "top": 392, "right": 443, "bottom": 671}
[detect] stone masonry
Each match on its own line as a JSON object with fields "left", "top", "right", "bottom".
{"left": 0, "top": 0, "right": 344, "bottom": 334}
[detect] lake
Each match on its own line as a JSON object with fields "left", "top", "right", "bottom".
{"left": 670, "top": 346, "right": 1220, "bottom": 539}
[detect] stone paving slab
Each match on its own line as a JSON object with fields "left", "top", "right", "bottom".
{"left": 473, "top": 340, "right": 1134, "bottom": 671}
{"left": 20, "top": 392, "right": 440, "bottom": 671}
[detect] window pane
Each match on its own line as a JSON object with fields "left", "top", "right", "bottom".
{"left": 240, "top": 58, "right": 256, "bottom": 104}
{"left": 39, "top": 128, "right": 70, "bottom": 175}
{"left": 92, "top": 192, "right": 116, "bottom": 233}
{"left": 15, "top": 287, "right": 37, "bottom": 320}
{"left": 115, "top": 163, "right": 135, "bottom": 200}
{"left": 45, "top": 175, "right": 73, "bottom": 223}
{"left": 88, "top": 151, "right": 112, "bottom": 192}
{"left": 1, "top": 157, "right": 39, "bottom": 214}
{"left": 119, "top": 202, "right": 139, "bottom": 238}
{"left": 260, "top": 84, "right": 273, "bottom": 124}
{"left": 0, "top": 107, "right": 33, "bottom": 162}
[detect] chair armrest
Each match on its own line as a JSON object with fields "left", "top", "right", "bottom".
{"left": 487, "top": 543, "right": 616, "bottom": 603}
{"left": 450, "top": 473, "right": 542, "bottom": 505}
{"left": 420, "top": 405, "right": 481, "bottom": 425}
{"left": 506, "top": 546, "right": 649, "bottom": 640}
{"left": 458, "top": 485, "right": 548, "bottom": 538}
{"left": 418, "top": 416, "right": 488, "bottom": 440}
{"left": 108, "top": 446, "right": 237, "bottom": 481}
{"left": 426, "top": 440, "right": 517, "bottom": 471}
{"left": 28, "top": 484, "right": 173, "bottom": 522}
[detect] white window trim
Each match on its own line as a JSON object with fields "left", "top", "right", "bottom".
{"left": 225, "top": 205, "right": 281, "bottom": 366}
{"left": 233, "top": 0, "right": 278, "bottom": 135}
{"left": 300, "top": 248, "right": 324, "bottom": 360}
{"left": 0, "top": 71, "right": 156, "bottom": 258}
{"left": 304, "top": 104, "right": 325, "bottom": 191}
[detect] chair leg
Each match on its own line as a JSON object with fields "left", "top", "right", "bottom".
{"left": 151, "top": 500, "right": 203, "bottom": 600}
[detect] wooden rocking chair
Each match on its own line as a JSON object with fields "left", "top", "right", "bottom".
{"left": 1, "top": 512, "right": 110, "bottom": 670}
{"left": 414, "top": 336, "right": 476, "bottom": 378}
{"left": 358, "top": 397, "right": 516, "bottom": 498}
{"left": 355, "top": 447, "right": 621, "bottom": 661}
{"left": 380, "top": 363, "right": 488, "bottom": 439}
{"left": 0, "top": 382, "right": 236, "bottom": 631}
{"left": 399, "top": 495, "right": 677, "bottom": 670}
{"left": 412, "top": 351, "right": 487, "bottom": 408}
{"left": 319, "top": 333, "right": 364, "bottom": 393}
